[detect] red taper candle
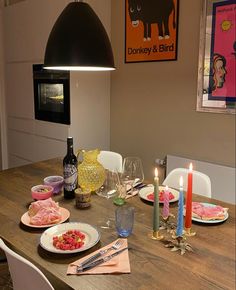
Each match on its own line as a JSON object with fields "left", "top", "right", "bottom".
{"left": 185, "top": 163, "right": 193, "bottom": 229}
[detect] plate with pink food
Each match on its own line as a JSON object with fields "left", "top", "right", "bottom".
{"left": 21, "top": 198, "right": 70, "bottom": 228}
{"left": 40, "top": 222, "right": 100, "bottom": 254}
{"left": 184, "top": 202, "right": 229, "bottom": 224}
{"left": 138, "top": 185, "right": 179, "bottom": 203}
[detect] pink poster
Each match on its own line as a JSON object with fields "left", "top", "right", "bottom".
{"left": 209, "top": 0, "right": 236, "bottom": 101}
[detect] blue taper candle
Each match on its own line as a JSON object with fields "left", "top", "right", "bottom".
{"left": 153, "top": 168, "right": 159, "bottom": 232}
{"left": 176, "top": 176, "right": 184, "bottom": 237}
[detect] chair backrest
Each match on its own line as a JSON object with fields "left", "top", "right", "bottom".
{"left": 98, "top": 151, "right": 123, "bottom": 173}
{"left": 162, "top": 168, "right": 212, "bottom": 198}
{"left": 0, "top": 238, "right": 54, "bottom": 290}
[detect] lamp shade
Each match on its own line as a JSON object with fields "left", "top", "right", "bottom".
{"left": 44, "top": 1, "right": 115, "bottom": 71}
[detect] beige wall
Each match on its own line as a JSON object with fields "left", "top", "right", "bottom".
{"left": 110, "top": 0, "right": 235, "bottom": 181}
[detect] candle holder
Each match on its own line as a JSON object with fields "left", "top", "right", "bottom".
{"left": 184, "top": 227, "right": 196, "bottom": 236}
{"left": 149, "top": 230, "right": 164, "bottom": 240}
{"left": 165, "top": 236, "right": 193, "bottom": 255}
{"left": 160, "top": 213, "right": 176, "bottom": 233}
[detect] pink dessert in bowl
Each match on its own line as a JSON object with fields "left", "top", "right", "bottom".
{"left": 31, "top": 185, "right": 53, "bottom": 200}
{"left": 43, "top": 176, "right": 64, "bottom": 194}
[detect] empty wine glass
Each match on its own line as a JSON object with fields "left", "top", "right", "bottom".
{"left": 122, "top": 157, "right": 144, "bottom": 194}
{"left": 96, "top": 170, "right": 119, "bottom": 228}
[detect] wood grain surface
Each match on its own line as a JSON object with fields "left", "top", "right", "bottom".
{"left": 0, "top": 158, "right": 235, "bottom": 290}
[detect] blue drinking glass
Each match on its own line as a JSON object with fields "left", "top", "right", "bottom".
{"left": 115, "top": 206, "right": 134, "bottom": 237}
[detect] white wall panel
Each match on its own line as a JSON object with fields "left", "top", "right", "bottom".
{"left": 3, "top": 0, "right": 68, "bottom": 62}
{"left": 8, "top": 128, "right": 66, "bottom": 167}
{"left": 8, "top": 116, "right": 35, "bottom": 133}
{"left": 33, "top": 135, "right": 65, "bottom": 162}
{"left": 5, "top": 62, "right": 34, "bottom": 119}
{"left": 8, "top": 130, "right": 35, "bottom": 161}
{"left": 9, "top": 154, "right": 31, "bottom": 168}
{"left": 35, "top": 120, "right": 68, "bottom": 141}
{"left": 3, "top": 0, "right": 111, "bottom": 169}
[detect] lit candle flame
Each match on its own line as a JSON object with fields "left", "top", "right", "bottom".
{"left": 189, "top": 163, "right": 193, "bottom": 171}
{"left": 165, "top": 185, "right": 169, "bottom": 191}
{"left": 179, "top": 176, "right": 183, "bottom": 187}
{"left": 154, "top": 168, "right": 158, "bottom": 177}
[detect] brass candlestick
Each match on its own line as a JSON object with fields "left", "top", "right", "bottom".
{"left": 160, "top": 213, "right": 176, "bottom": 233}
{"left": 149, "top": 230, "right": 164, "bottom": 240}
{"left": 184, "top": 227, "right": 196, "bottom": 236}
{"left": 165, "top": 236, "right": 193, "bottom": 255}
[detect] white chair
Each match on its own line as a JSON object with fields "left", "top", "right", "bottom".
{"left": 162, "top": 168, "right": 212, "bottom": 198}
{"left": 98, "top": 150, "right": 123, "bottom": 173}
{"left": 0, "top": 238, "right": 54, "bottom": 290}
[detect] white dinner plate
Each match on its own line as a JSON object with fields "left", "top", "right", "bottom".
{"left": 40, "top": 222, "right": 100, "bottom": 254}
{"left": 184, "top": 203, "right": 229, "bottom": 224}
{"left": 21, "top": 207, "right": 70, "bottom": 228}
{"left": 138, "top": 185, "right": 179, "bottom": 203}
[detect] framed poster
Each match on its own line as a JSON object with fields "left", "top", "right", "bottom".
{"left": 125, "top": 0, "right": 179, "bottom": 63}
{"left": 197, "top": 0, "right": 236, "bottom": 114}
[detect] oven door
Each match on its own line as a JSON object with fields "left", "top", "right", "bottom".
{"left": 33, "top": 78, "right": 70, "bottom": 125}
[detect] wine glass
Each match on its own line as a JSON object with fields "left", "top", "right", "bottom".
{"left": 122, "top": 157, "right": 144, "bottom": 194}
{"left": 96, "top": 170, "right": 119, "bottom": 228}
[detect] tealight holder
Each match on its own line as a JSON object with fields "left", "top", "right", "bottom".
{"left": 160, "top": 213, "right": 176, "bottom": 233}
{"left": 149, "top": 230, "right": 164, "bottom": 241}
{"left": 184, "top": 227, "right": 196, "bottom": 236}
{"left": 165, "top": 235, "right": 193, "bottom": 255}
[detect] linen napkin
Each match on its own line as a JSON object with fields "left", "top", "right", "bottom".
{"left": 67, "top": 238, "right": 130, "bottom": 275}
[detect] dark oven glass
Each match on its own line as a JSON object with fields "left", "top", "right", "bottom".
{"left": 33, "top": 64, "right": 70, "bottom": 125}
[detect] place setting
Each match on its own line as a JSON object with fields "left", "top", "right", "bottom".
{"left": 65, "top": 200, "right": 134, "bottom": 275}
{"left": 20, "top": 174, "right": 69, "bottom": 229}
{"left": 138, "top": 185, "right": 179, "bottom": 203}
{"left": 40, "top": 222, "right": 101, "bottom": 254}
{"left": 67, "top": 238, "right": 130, "bottom": 275}
{"left": 184, "top": 202, "right": 229, "bottom": 224}
{"left": 20, "top": 195, "right": 70, "bottom": 229}
{"left": 147, "top": 163, "right": 230, "bottom": 255}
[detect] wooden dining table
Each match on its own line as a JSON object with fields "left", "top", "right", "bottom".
{"left": 0, "top": 158, "right": 235, "bottom": 290}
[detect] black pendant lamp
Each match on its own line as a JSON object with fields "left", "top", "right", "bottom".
{"left": 44, "top": 0, "right": 115, "bottom": 71}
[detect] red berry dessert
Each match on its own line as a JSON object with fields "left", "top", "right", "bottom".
{"left": 147, "top": 190, "right": 175, "bottom": 202}
{"left": 53, "top": 230, "right": 85, "bottom": 250}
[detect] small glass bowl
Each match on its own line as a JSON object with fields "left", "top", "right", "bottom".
{"left": 31, "top": 184, "right": 53, "bottom": 200}
{"left": 43, "top": 176, "right": 64, "bottom": 194}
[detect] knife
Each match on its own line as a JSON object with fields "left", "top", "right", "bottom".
{"left": 126, "top": 182, "right": 145, "bottom": 193}
{"left": 77, "top": 247, "right": 129, "bottom": 273}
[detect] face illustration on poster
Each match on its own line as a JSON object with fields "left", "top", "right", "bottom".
{"left": 212, "top": 53, "right": 227, "bottom": 90}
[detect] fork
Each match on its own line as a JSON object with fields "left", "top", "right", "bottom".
{"left": 77, "top": 239, "right": 124, "bottom": 269}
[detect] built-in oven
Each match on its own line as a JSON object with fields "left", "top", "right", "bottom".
{"left": 33, "top": 64, "right": 70, "bottom": 125}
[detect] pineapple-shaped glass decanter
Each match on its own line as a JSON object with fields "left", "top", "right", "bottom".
{"left": 77, "top": 149, "right": 105, "bottom": 192}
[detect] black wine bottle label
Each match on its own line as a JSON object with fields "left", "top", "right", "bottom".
{"left": 64, "top": 164, "right": 77, "bottom": 191}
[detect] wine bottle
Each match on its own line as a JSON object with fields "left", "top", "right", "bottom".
{"left": 63, "top": 137, "right": 78, "bottom": 199}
